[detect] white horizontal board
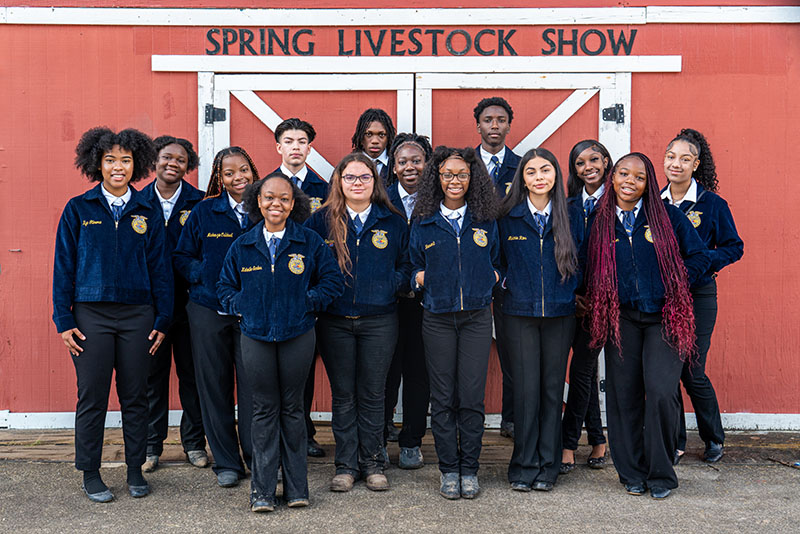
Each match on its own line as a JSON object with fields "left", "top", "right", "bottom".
{"left": 647, "top": 6, "right": 800, "bottom": 23}
{"left": 416, "top": 72, "right": 616, "bottom": 90}
{"left": 216, "top": 74, "right": 413, "bottom": 91}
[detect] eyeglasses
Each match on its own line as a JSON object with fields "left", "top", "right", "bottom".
{"left": 342, "top": 173, "right": 374, "bottom": 184}
{"left": 440, "top": 172, "right": 470, "bottom": 182}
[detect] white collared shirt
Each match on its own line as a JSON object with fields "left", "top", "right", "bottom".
{"left": 346, "top": 203, "right": 372, "bottom": 224}
{"left": 661, "top": 178, "right": 697, "bottom": 206}
{"left": 101, "top": 184, "right": 131, "bottom": 210}
{"left": 262, "top": 227, "right": 286, "bottom": 245}
{"left": 397, "top": 183, "right": 417, "bottom": 218}
{"left": 440, "top": 202, "right": 467, "bottom": 222}
{"left": 280, "top": 163, "right": 308, "bottom": 184}
{"left": 615, "top": 199, "right": 643, "bottom": 224}
{"left": 526, "top": 198, "right": 552, "bottom": 219}
{"left": 480, "top": 145, "right": 506, "bottom": 175}
{"left": 581, "top": 183, "right": 605, "bottom": 205}
{"left": 154, "top": 182, "right": 182, "bottom": 221}
{"left": 227, "top": 193, "right": 247, "bottom": 226}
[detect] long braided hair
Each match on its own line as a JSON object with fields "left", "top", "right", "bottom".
{"left": 586, "top": 153, "right": 695, "bottom": 358}
{"left": 666, "top": 128, "right": 718, "bottom": 193}
{"left": 204, "top": 146, "right": 260, "bottom": 199}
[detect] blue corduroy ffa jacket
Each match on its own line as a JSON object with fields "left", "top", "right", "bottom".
{"left": 216, "top": 219, "right": 344, "bottom": 342}
{"left": 273, "top": 166, "right": 330, "bottom": 213}
{"left": 306, "top": 203, "right": 412, "bottom": 317}
{"left": 52, "top": 184, "right": 174, "bottom": 333}
{"left": 611, "top": 203, "right": 711, "bottom": 313}
{"left": 409, "top": 207, "right": 500, "bottom": 314}
{"left": 498, "top": 201, "right": 584, "bottom": 318}
{"left": 173, "top": 194, "right": 255, "bottom": 312}
{"left": 661, "top": 183, "right": 744, "bottom": 288}
{"left": 475, "top": 145, "right": 521, "bottom": 198}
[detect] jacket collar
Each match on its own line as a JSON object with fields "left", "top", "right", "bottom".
{"left": 85, "top": 183, "right": 147, "bottom": 214}
{"left": 420, "top": 206, "right": 473, "bottom": 237}
{"left": 210, "top": 193, "right": 242, "bottom": 224}
{"left": 508, "top": 200, "right": 551, "bottom": 235}
{"left": 240, "top": 218, "right": 307, "bottom": 260}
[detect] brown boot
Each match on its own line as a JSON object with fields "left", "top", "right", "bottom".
{"left": 330, "top": 473, "right": 355, "bottom": 492}
{"left": 365, "top": 473, "right": 390, "bottom": 491}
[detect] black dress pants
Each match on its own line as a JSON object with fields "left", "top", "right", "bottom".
{"left": 384, "top": 296, "right": 429, "bottom": 448}
{"left": 561, "top": 318, "right": 607, "bottom": 450}
{"left": 303, "top": 353, "right": 320, "bottom": 440}
{"left": 677, "top": 280, "right": 725, "bottom": 450}
{"left": 241, "top": 329, "right": 316, "bottom": 502}
{"left": 494, "top": 287, "right": 514, "bottom": 426}
{"left": 505, "top": 314, "right": 574, "bottom": 485}
{"left": 604, "top": 307, "right": 683, "bottom": 490}
{"left": 145, "top": 307, "right": 206, "bottom": 456}
{"left": 318, "top": 313, "right": 399, "bottom": 476}
{"left": 186, "top": 300, "right": 252, "bottom": 475}
{"left": 71, "top": 302, "right": 153, "bottom": 471}
{"left": 422, "top": 307, "right": 492, "bottom": 476}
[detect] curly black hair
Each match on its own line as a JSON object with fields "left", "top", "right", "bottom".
{"left": 243, "top": 172, "right": 311, "bottom": 224}
{"left": 153, "top": 135, "right": 199, "bottom": 172}
{"left": 413, "top": 146, "right": 500, "bottom": 223}
{"left": 350, "top": 108, "right": 396, "bottom": 153}
{"left": 566, "top": 139, "right": 614, "bottom": 198}
{"left": 385, "top": 132, "right": 433, "bottom": 186}
{"left": 667, "top": 128, "right": 719, "bottom": 193}
{"left": 74, "top": 127, "right": 156, "bottom": 183}
{"left": 274, "top": 117, "right": 316, "bottom": 143}
{"left": 473, "top": 97, "right": 514, "bottom": 124}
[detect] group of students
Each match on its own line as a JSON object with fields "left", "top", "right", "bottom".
{"left": 52, "top": 98, "right": 744, "bottom": 510}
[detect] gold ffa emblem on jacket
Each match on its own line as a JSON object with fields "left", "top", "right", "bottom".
{"left": 371, "top": 229, "right": 388, "bottom": 249}
{"left": 310, "top": 197, "right": 322, "bottom": 213}
{"left": 288, "top": 254, "right": 305, "bottom": 275}
{"left": 472, "top": 228, "right": 488, "bottom": 247}
{"left": 644, "top": 225, "right": 654, "bottom": 243}
{"left": 179, "top": 210, "right": 191, "bottom": 226}
{"left": 686, "top": 211, "right": 702, "bottom": 228}
{"left": 131, "top": 215, "right": 148, "bottom": 234}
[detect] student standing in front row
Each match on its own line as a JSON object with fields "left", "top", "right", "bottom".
{"left": 585, "top": 153, "right": 710, "bottom": 500}
{"left": 53, "top": 127, "right": 172, "bottom": 502}
{"left": 141, "top": 136, "right": 208, "bottom": 473}
{"left": 498, "top": 148, "right": 582, "bottom": 492}
{"left": 662, "top": 128, "right": 743, "bottom": 465}
{"left": 173, "top": 147, "right": 258, "bottom": 488}
{"left": 351, "top": 108, "right": 396, "bottom": 182}
{"left": 410, "top": 147, "right": 500, "bottom": 500}
{"left": 217, "top": 173, "right": 343, "bottom": 512}
{"left": 308, "top": 153, "right": 411, "bottom": 492}
{"left": 560, "top": 140, "right": 613, "bottom": 474}
{"left": 473, "top": 96, "right": 521, "bottom": 440}
{"left": 273, "top": 117, "right": 330, "bottom": 458}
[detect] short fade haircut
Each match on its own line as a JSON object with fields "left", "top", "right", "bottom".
{"left": 274, "top": 117, "right": 316, "bottom": 143}
{"left": 473, "top": 97, "right": 514, "bottom": 124}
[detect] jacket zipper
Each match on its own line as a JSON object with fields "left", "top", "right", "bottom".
{"left": 353, "top": 237, "right": 360, "bottom": 305}
{"left": 456, "top": 234, "right": 464, "bottom": 311}
{"left": 628, "top": 235, "right": 640, "bottom": 296}
{"left": 539, "top": 235, "right": 545, "bottom": 316}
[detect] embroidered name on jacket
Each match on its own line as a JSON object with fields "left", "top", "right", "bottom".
{"left": 207, "top": 232, "right": 234, "bottom": 238}
{"left": 82, "top": 220, "right": 102, "bottom": 226}
{"left": 241, "top": 265, "right": 263, "bottom": 272}
{"left": 507, "top": 235, "right": 527, "bottom": 241}
{"left": 425, "top": 241, "right": 436, "bottom": 250}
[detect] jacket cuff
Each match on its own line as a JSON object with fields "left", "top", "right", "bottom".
{"left": 54, "top": 313, "right": 77, "bottom": 334}
{"left": 153, "top": 315, "right": 172, "bottom": 333}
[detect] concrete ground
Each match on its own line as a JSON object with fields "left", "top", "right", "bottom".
{"left": 1, "top": 427, "right": 799, "bottom": 533}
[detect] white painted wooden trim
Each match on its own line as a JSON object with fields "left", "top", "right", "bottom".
{"left": 414, "top": 87, "right": 433, "bottom": 140}
{"left": 212, "top": 87, "right": 230, "bottom": 160}
{"left": 598, "top": 72, "right": 632, "bottom": 162}
{"left": 513, "top": 89, "right": 599, "bottom": 154}
{"left": 3, "top": 6, "right": 799, "bottom": 26}
{"left": 396, "top": 89, "right": 414, "bottom": 134}
{"left": 416, "top": 73, "right": 617, "bottom": 90}
{"left": 216, "top": 74, "right": 414, "bottom": 92}
{"left": 152, "top": 55, "right": 683, "bottom": 74}
{"left": 197, "top": 72, "right": 214, "bottom": 191}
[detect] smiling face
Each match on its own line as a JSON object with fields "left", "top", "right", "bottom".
{"left": 439, "top": 156, "right": 470, "bottom": 209}
{"left": 523, "top": 156, "right": 556, "bottom": 204}
{"left": 341, "top": 161, "right": 374, "bottom": 206}
{"left": 574, "top": 146, "right": 609, "bottom": 194}
{"left": 258, "top": 177, "right": 294, "bottom": 232}
{"left": 612, "top": 156, "right": 648, "bottom": 210}
{"left": 100, "top": 145, "right": 134, "bottom": 196}
{"left": 221, "top": 153, "right": 254, "bottom": 203}
{"left": 276, "top": 129, "right": 311, "bottom": 171}
{"left": 363, "top": 121, "right": 389, "bottom": 158}
{"left": 664, "top": 139, "right": 699, "bottom": 187}
{"left": 393, "top": 144, "right": 425, "bottom": 194}
{"left": 477, "top": 105, "right": 511, "bottom": 151}
{"left": 156, "top": 143, "right": 189, "bottom": 186}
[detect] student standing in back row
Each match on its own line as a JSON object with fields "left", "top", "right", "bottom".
{"left": 140, "top": 136, "right": 207, "bottom": 474}
{"left": 473, "top": 96, "right": 521, "bottom": 440}
{"left": 53, "top": 127, "right": 172, "bottom": 502}
{"left": 173, "top": 147, "right": 258, "bottom": 489}
{"left": 662, "top": 129, "right": 743, "bottom": 465}
{"left": 273, "top": 117, "right": 330, "bottom": 458}
{"left": 351, "top": 108, "right": 396, "bottom": 183}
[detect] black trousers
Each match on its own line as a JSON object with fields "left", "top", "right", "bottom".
{"left": 384, "top": 297, "right": 430, "bottom": 448}
{"left": 561, "top": 317, "right": 607, "bottom": 450}
{"left": 422, "top": 307, "right": 492, "bottom": 476}
{"left": 677, "top": 280, "right": 725, "bottom": 449}
{"left": 145, "top": 307, "right": 205, "bottom": 455}
{"left": 303, "top": 353, "right": 320, "bottom": 440}
{"left": 505, "top": 314, "right": 574, "bottom": 485}
{"left": 318, "top": 313, "right": 399, "bottom": 476}
{"left": 605, "top": 307, "right": 683, "bottom": 490}
{"left": 241, "top": 329, "right": 316, "bottom": 502}
{"left": 71, "top": 302, "right": 153, "bottom": 471}
{"left": 494, "top": 287, "right": 514, "bottom": 425}
{"left": 186, "top": 300, "right": 252, "bottom": 475}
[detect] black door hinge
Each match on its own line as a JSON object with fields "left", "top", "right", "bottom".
{"left": 205, "top": 104, "right": 226, "bottom": 124}
{"left": 602, "top": 104, "right": 625, "bottom": 124}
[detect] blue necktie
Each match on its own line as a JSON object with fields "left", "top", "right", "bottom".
{"left": 111, "top": 202, "right": 124, "bottom": 222}
{"left": 404, "top": 195, "right": 416, "bottom": 218}
{"left": 449, "top": 214, "right": 461, "bottom": 235}
{"left": 490, "top": 155, "right": 500, "bottom": 180}
{"left": 353, "top": 215, "right": 363, "bottom": 236}
{"left": 622, "top": 210, "right": 635, "bottom": 236}
{"left": 240, "top": 212, "right": 248, "bottom": 230}
{"left": 268, "top": 236, "right": 280, "bottom": 264}
{"left": 584, "top": 197, "right": 596, "bottom": 217}
{"left": 534, "top": 212, "right": 547, "bottom": 235}
{"left": 291, "top": 176, "right": 300, "bottom": 187}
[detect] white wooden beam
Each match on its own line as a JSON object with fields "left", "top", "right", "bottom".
{"left": 416, "top": 73, "right": 616, "bottom": 90}
{"left": 598, "top": 72, "right": 631, "bottom": 162}
{"left": 647, "top": 6, "right": 800, "bottom": 23}
{"left": 513, "top": 89, "right": 599, "bottom": 154}
{"left": 396, "top": 89, "right": 414, "bottom": 134}
{"left": 414, "top": 87, "right": 433, "bottom": 140}
{"left": 197, "top": 72, "right": 214, "bottom": 191}
{"left": 216, "top": 74, "right": 413, "bottom": 92}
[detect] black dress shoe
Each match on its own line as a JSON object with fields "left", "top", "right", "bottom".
{"left": 650, "top": 487, "right": 671, "bottom": 499}
{"left": 532, "top": 481, "right": 554, "bottom": 492}
{"left": 307, "top": 438, "right": 325, "bottom": 458}
{"left": 703, "top": 442, "right": 724, "bottom": 463}
{"left": 559, "top": 462, "right": 575, "bottom": 475}
{"left": 587, "top": 456, "right": 606, "bottom": 469}
{"left": 673, "top": 450, "right": 684, "bottom": 466}
{"left": 625, "top": 483, "right": 646, "bottom": 496}
{"left": 128, "top": 482, "right": 151, "bottom": 498}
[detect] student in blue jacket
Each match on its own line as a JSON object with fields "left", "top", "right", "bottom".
{"left": 52, "top": 127, "right": 172, "bottom": 503}
{"left": 383, "top": 133, "right": 433, "bottom": 469}
{"left": 585, "top": 153, "right": 710, "bottom": 500}
{"left": 560, "top": 140, "right": 613, "bottom": 474}
{"left": 409, "top": 146, "right": 500, "bottom": 500}
{"left": 498, "top": 148, "right": 582, "bottom": 492}
{"left": 217, "top": 173, "right": 344, "bottom": 512}
{"left": 307, "top": 153, "right": 411, "bottom": 493}
{"left": 173, "top": 146, "right": 258, "bottom": 489}
{"left": 140, "top": 136, "right": 208, "bottom": 473}
{"left": 662, "top": 129, "right": 744, "bottom": 465}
